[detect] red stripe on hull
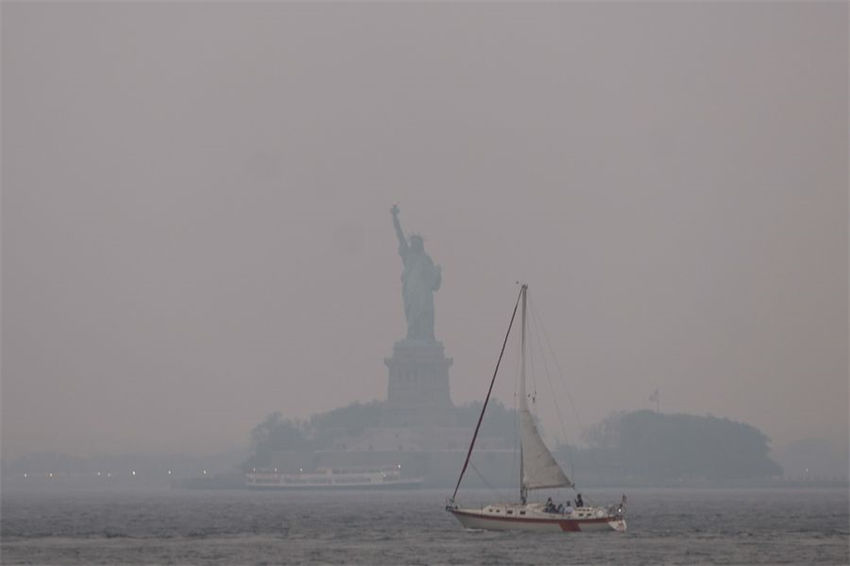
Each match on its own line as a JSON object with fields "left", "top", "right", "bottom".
{"left": 449, "top": 508, "right": 616, "bottom": 529}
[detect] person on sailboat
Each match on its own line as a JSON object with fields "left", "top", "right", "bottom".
{"left": 575, "top": 493, "right": 584, "bottom": 508}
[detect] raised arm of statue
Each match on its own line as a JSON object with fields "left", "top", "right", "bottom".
{"left": 391, "top": 204, "right": 408, "bottom": 252}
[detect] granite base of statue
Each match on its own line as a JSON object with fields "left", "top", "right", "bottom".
{"left": 383, "top": 338, "right": 454, "bottom": 427}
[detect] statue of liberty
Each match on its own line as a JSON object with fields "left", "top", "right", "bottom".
{"left": 391, "top": 205, "right": 441, "bottom": 342}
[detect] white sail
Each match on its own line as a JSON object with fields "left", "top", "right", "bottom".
{"left": 519, "top": 403, "right": 572, "bottom": 489}
{"left": 518, "top": 286, "right": 572, "bottom": 491}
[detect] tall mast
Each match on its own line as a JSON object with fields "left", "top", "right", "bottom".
{"left": 519, "top": 284, "right": 528, "bottom": 504}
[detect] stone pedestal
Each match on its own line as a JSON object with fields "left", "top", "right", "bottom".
{"left": 383, "top": 339, "right": 455, "bottom": 427}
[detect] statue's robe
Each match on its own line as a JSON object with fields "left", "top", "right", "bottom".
{"left": 399, "top": 245, "right": 440, "bottom": 341}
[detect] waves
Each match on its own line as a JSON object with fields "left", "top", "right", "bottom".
{"left": 2, "top": 487, "right": 848, "bottom": 564}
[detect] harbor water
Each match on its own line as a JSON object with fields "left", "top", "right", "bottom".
{"left": 2, "top": 486, "right": 848, "bottom": 564}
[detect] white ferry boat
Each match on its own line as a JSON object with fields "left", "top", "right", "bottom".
{"left": 245, "top": 466, "right": 423, "bottom": 490}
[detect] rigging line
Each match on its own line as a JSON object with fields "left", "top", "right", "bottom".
{"left": 451, "top": 285, "right": 523, "bottom": 502}
{"left": 527, "top": 316, "right": 538, "bottom": 405}
{"left": 528, "top": 293, "right": 584, "bottom": 440}
{"left": 530, "top": 297, "right": 597, "bottom": 488}
{"left": 528, "top": 296, "right": 571, "bottom": 450}
{"left": 528, "top": 294, "right": 576, "bottom": 485}
{"left": 511, "top": 329, "right": 521, "bottom": 487}
{"left": 525, "top": 294, "right": 542, "bottom": 425}
{"left": 468, "top": 461, "right": 504, "bottom": 498}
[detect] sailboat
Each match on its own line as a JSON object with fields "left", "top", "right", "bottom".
{"left": 446, "top": 284, "right": 627, "bottom": 533}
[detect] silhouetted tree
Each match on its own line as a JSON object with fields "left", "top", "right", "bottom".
{"left": 576, "top": 410, "right": 782, "bottom": 480}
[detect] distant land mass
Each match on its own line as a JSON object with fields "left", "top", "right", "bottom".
{"left": 241, "top": 400, "right": 515, "bottom": 474}
{"left": 7, "top": 408, "right": 846, "bottom": 488}
{"left": 556, "top": 410, "right": 784, "bottom": 485}
{"left": 242, "top": 404, "right": 786, "bottom": 486}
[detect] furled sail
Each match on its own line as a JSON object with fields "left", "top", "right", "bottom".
{"left": 518, "top": 285, "right": 572, "bottom": 491}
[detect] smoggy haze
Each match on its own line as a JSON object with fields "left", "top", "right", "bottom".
{"left": 2, "top": 3, "right": 847, "bottom": 460}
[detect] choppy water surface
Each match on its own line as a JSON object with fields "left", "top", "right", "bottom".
{"left": 2, "top": 486, "right": 847, "bottom": 564}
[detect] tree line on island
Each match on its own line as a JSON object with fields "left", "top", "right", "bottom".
{"left": 558, "top": 410, "right": 782, "bottom": 482}
{"left": 244, "top": 403, "right": 782, "bottom": 483}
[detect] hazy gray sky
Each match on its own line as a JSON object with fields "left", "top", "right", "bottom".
{"left": 2, "top": 2, "right": 847, "bottom": 459}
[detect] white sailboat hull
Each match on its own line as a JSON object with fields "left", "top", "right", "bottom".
{"left": 448, "top": 505, "right": 626, "bottom": 533}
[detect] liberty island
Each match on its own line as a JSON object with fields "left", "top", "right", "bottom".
{"left": 241, "top": 206, "right": 515, "bottom": 486}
